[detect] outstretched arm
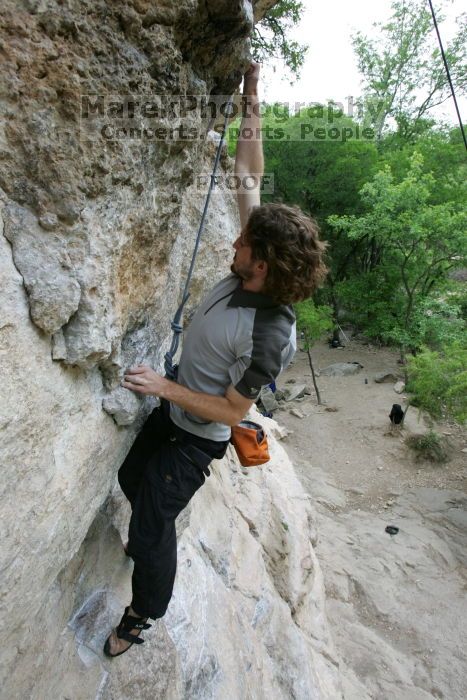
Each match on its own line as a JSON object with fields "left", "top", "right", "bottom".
{"left": 235, "top": 62, "right": 263, "bottom": 230}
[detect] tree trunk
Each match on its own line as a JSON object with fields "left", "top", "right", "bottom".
{"left": 306, "top": 345, "right": 322, "bottom": 405}
{"left": 330, "top": 293, "right": 340, "bottom": 345}
{"left": 399, "top": 345, "right": 409, "bottom": 383}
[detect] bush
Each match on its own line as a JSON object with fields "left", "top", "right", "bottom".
{"left": 405, "top": 431, "right": 450, "bottom": 463}
{"left": 295, "top": 299, "right": 334, "bottom": 343}
{"left": 407, "top": 342, "right": 467, "bottom": 424}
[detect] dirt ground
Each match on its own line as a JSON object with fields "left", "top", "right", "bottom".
{"left": 274, "top": 338, "right": 467, "bottom": 700}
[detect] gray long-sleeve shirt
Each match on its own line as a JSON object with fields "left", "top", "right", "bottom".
{"left": 170, "top": 273, "right": 296, "bottom": 441}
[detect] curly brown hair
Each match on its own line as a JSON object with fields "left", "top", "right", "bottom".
{"left": 245, "top": 203, "right": 328, "bottom": 305}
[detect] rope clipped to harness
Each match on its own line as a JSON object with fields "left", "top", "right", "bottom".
{"left": 164, "top": 96, "right": 235, "bottom": 380}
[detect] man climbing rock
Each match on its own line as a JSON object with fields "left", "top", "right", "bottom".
{"left": 104, "top": 62, "right": 328, "bottom": 657}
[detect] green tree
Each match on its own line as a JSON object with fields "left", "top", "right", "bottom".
{"left": 380, "top": 125, "right": 467, "bottom": 205}
{"left": 261, "top": 107, "right": 379, "bottom": 218}
{"left": 252, "top": 1, "right": 307, "bottom": 80}
{"left": 353, "top": 0, "right": 467, "bottom": 141}
{"left": 407, "top": 342, "right": 467, "bottom": 423}
{"left": 295, "top": 300, "right": 334, "bottom": 404}
{"left": 327, "top": 152, "right": 467, "bottom": 356}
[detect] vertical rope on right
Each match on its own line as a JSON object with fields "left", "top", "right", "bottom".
{"left": 427, "top": 0, "right": 467, "bottom": 151}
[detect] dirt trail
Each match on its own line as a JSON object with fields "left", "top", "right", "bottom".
{"left": 275, "top": 339, "right": 467, "bottom": 700}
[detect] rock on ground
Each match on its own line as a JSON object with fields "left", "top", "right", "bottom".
{"left": 374, "top": 371, "right": 400, "bottom": 383}
{"left": 282, "top": 384, "right": 311, "bottom": 401}
{"left": 320, "top": 363, "right": 363, "bottom": 377}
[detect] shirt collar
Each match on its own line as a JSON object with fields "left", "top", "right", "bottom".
{"left": 227, "top": 279, "right": 279, "bottom": 309}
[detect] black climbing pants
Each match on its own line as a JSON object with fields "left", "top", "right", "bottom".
{"left": 118, "top": 399, "right": 229, "bottom": 620}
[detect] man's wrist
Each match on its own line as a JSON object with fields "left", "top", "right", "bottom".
{"left": 157, "top": 377, "right": 173, "bottom": 400}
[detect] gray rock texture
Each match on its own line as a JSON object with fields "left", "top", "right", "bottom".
{"left": 374, "top": 371, "right": 400, "bottom": 383}
{"left": 0, "top": 1, "right": 344, "bottom": 698}
{"left": 282, "top": 383, "right": 311, "bottom": 401}
{"left": 320, "top": 362, "right": 363, "bottom": 377}
{"left": 315, "top": 484, "right": 467, "bottom": 700}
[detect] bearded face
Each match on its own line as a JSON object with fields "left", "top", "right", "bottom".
{"left": 231, "top": 230, "right": 256, "bottom": 281}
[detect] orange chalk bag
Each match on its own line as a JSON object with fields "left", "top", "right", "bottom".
{"left": 230, "top": 420, "right": 270, "bottom": 467}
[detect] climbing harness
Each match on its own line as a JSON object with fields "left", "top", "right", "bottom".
{"left": 427, "top": 0, "right": 467, "bottom": 151}
{"left": 164, "top": 96, "right": 235, "bottom": 380}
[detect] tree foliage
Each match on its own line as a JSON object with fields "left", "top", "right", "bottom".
{"left": 252, "top": 0, "right": 308, "bottom": 80}
{"left": 352, "top": 0, "right": 467, "bottom": 140}
{"left": 261, "top": 107, "right": 379, "bottom": 219}
{"left": 381, "top": 125, "right": 467, "bottom": 205}
{"left": 327, "top": 153, "right": 467, "bottom": 352}
{"left": 407, "top": 343, "right": 467, "bottom": 423}
{"left": 295, "top": 299, "right": 334, "bottom": 347}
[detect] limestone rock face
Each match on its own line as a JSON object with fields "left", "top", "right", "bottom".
{"left": 0, "top": 0, "right": 246, "bottom": 376}
{"left": 0, "top": 2, "right": 343, "bottom": 698}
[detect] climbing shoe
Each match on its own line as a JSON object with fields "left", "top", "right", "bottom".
{"left": 103, "top": 606, "right": 151, "bottom": 658}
